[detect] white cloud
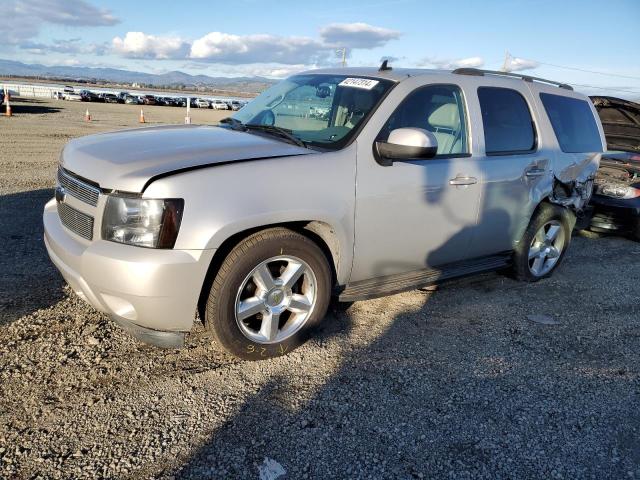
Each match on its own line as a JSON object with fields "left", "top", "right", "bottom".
{"left": 3, "top": 0, "right": 118, "bottom": 45}
{"left": 112, "top": 32, "right": 190, "bottom": 59}
{"left": 180, "top": 63, "right": 312, "bottom": 79}
{"left": 320, "top": 23, "right": 400, "bottom": 49}
{"left": 248, "top": 64, "right": 310, "bottom": 78}
{"left": 417, "top": 56, "right": 485, "bottom": 70}
{"left": 505, "top": 56, "right": 539, "bottom": 72}
{"left": 450, "top": 56, "right": 484, "bottom": 69}
{"left": 111, "top": 23, "right": 400, "bottom": 66}
{"left": 189, "top": 32, "right": 327, "bottom": 65}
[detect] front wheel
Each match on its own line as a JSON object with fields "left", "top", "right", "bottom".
{"left": 513, "top": 203, "right": 572, "bottom": 282}
{"left": 205, "top": 228, "right": 332, "bottom": 360}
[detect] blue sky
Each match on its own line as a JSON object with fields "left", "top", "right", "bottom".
{"left": 4, "top": 0, "right": 640, "bottom": 98}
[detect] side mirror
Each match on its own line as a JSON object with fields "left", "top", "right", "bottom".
{"left": 375, "top": 128, "right": 438, "bottom": 166}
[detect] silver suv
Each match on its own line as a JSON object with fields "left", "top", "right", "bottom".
{"left": 44, "top": 66, "right": 605, "bottom": 359}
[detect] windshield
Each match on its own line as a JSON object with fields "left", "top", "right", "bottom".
{"left": 230, "top": 74, "right": 394, "bottom": 150}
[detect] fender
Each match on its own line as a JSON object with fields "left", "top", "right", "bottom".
{"left": 143, "top": 147, "right": 358, "bottom": 285}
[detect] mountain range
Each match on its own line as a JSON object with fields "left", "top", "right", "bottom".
{"left": 0, "top": 59, "right": 277, "bottom": 93}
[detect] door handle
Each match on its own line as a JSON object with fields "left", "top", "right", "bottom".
{"left": 449, "top": 176, "right": 477, "bottom": 186}
{"left": 525, "top": 167, "right": 546, "bottom": 178}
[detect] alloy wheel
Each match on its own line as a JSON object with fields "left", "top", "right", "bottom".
{"left": 234, "top": 255, "right": 317, "bottom": 344}
{"left": 528, "top": 220, "right": 566, "bottom": 277}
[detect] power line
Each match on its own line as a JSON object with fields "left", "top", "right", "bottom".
{"left": 569, "top": 82, "right": 640, "bottom": 95}
{"left": 536, "top": 62, "right": 640, "bottom": 82}
{"left": 506, "top": 53, "right": 640, "bottom": 96}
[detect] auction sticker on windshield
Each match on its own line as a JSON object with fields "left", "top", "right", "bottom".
{"left": 339, "top": 78, "right": 380, "bottom": 90}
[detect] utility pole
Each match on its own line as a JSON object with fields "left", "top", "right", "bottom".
{"left": 501, "top": 51, "right": 511, "bottom": 72}
{"left": 336, "top": 48, "right": 347, "bottom": 67}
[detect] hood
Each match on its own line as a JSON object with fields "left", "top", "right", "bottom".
{"left": 61, "top": 124, "right": 311, "bottom": 192}
{"left": 590, "top": 96, "right": 640, "bottom": 153}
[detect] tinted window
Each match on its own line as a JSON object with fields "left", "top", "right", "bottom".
{"left": 540, "top": 93, "right": 603, "bottom": 153}
{"left": 478, "top": 87, "right": 536, "bottom": 154}
{"left": 380, "top": 84, "right": 468, "bottom": 156}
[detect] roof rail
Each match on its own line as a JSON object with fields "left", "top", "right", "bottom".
{"left": 452, "top": 68, "right": 573, "bottom": 91}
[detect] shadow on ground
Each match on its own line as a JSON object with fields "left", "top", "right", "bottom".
{"left": 0, "top": 189, "right": 64, "bottom": 325}
{"left": 3, "top": 97, "right": 63, "bottom": 115}
{"left": 172, "top": 261, "right": 640, "bottom": 479}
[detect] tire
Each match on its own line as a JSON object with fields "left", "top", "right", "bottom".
{"left": 205, "top": 228, "right": 332, "bottom": 360}
{"left": 512, "top": 203, "right": 573, "bottom": 282}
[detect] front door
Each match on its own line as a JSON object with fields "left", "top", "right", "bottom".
{"left": 350, "top": 83, "right": 482, "bottom": 282}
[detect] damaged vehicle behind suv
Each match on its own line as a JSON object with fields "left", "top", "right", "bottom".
{"left": 44, "top": 67, "right": 604, "bottom": 360}
{"left": 588, "top": 96, "right": 640, "bottom": 240}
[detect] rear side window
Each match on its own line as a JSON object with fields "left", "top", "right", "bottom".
{"left": 478, "top": 87, "right": 536, "bottom": 155}
{"left": 539, "top": 93, "right": 603, "bottom": 153}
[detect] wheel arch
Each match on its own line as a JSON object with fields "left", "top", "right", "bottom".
{"left": 531, "top": 180, "right": 581, "bottom": 228}
{"left": 196, "top": 221, "right": 344, "bottom": 322}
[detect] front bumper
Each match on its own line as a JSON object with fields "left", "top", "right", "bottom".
{"left": 43, "top": 199, "right": 215, "bottom": 347}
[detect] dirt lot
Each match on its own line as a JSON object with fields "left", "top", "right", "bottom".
{"left": 1, "top": 98, "right": 639, "bottom": 479}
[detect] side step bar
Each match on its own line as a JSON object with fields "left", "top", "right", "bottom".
{"left": 338, "top": 252, "right": 512, "bottom": 302}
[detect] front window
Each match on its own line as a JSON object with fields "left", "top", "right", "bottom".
{"left": 229, "top": 74, "right": 394, "bottom": 150}
{"left": 378, "top": 84, "right": 469, "bottom": 156}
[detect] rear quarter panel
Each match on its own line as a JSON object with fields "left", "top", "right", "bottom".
{"left": 527, "top": 82, "right": 604, "bottom": 187}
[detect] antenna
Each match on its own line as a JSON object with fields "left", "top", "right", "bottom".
{"left": 379, "top": 59, "right": 392, "bottom": 72}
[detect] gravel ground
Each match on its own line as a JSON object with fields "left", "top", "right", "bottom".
{"left": 1, "top": 98, "right": 639, "bottom": 479}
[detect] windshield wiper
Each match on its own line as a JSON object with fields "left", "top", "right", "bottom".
{"left": 244, "top": 123, "right": 307, "bottom": 148}
{"left": 219, "top": 117, "right": 246, "bottom": 131}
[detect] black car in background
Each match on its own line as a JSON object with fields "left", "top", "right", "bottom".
{"left": 589, "top": 96, "right": 640, "bottom": 240}
{"left": 102, "top": 93, "right": 120, "bottom": 104}
{"left": 80, "top": 90, "right": 103, "bottom": 102}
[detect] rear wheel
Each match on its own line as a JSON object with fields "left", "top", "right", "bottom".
{"left": 205, "top": 228, "right": 331, "bottom": 360}
{"left": 513, "top": 203, "right": 572, "bottom": 281}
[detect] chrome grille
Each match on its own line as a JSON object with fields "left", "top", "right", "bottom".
{"left": 57, "top": 202, "right": 94, "bottom": 240}
{"left": 57, "top": 168, "right": 100, "bottom": 206}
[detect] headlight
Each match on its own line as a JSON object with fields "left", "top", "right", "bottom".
{"left": 597, "top": 183, "right": 640, "bottom": 200}
{"left": 102, "top": 196, "right": 184, "bottom": 248}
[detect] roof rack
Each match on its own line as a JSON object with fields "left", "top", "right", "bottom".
{"left": 452, "top": 68, "right": 573, "bottom": 91}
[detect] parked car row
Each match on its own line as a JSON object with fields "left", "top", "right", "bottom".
{"left": 58, "top": 88, "right": 246, "bottom": 110}
{"left": 195, "top": 98, "right": 246, "bottom": 110}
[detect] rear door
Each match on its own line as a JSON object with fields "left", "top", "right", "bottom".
{"left": 466, "top": 83, "right": 551, "bottom": 257}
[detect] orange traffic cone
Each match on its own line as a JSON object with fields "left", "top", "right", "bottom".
{"left": 84, "top": 108, "right": 91, "bottom": 122}
{"left": 4, "top": 93, "right": 11, "bottom": 117}
{"left": 139, "top": 108, "right": 145, "bottom": 123}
